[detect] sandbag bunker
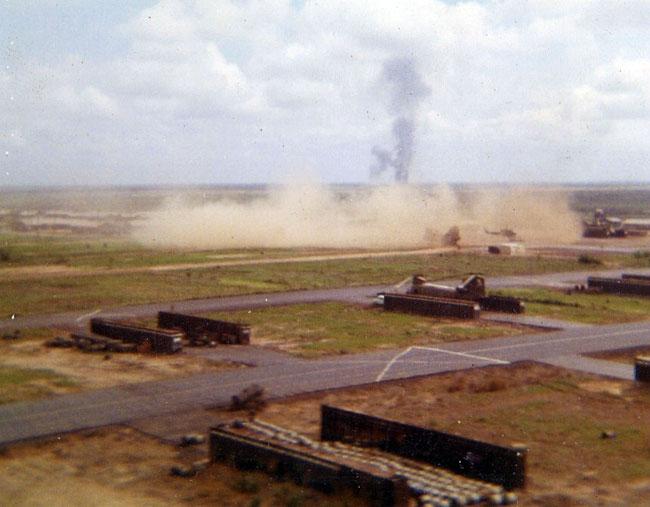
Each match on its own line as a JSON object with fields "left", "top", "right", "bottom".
{"left": 46, "top": 311, "right": 250, "bottom": 354}
{"left": 382, "top": 294, "right": 525, "bottom": 320}
{"left": 587, "top": 273, "right": 650, "bottom": 297}
{"left": 211, "top": 406, "right": 525, "bottom": 507}
{"left": 378, "top": 274, "right": 525, "bottom": 319}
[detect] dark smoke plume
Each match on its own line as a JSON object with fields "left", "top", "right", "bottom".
{"left": 370, "top": 57, "right": 431, "bottom": 183}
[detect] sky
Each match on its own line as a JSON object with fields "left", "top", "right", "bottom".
{"left": 1, "top": 0, "right": 650, "bottom": 186}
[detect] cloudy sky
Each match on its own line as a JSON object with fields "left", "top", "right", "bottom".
{"left": 2, "top": 0, "right": 650, "bottom": 186}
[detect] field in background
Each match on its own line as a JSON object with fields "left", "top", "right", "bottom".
{"left": 1, "top": 183, "right": 648, "bottom": 318}
{"left": 0, "top": 232, "right": 365, "bottom": 269}
{"left": 2, "top": 185, "right": 650, "bottom": 249}
{"left": 570, "top": 187, "right": 650, "bottom": 218}
{"left": 3, "top": 183, "right": 650, "bottom": 215}
{"left": 0, "top": 252, "right": 612, "bottom": 317}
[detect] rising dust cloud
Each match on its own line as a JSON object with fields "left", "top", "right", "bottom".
{"left": 134, "top": 185, "right": 581, "bottom": 250}
{"left": 135, "top": 53, "right": 581, "bottom": 251}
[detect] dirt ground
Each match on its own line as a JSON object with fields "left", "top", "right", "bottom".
{"left": 0, "top": 332, "right": 240, "bottom": 398}
{"left": 0, "top": 427, "right": 363, "bottom": 507}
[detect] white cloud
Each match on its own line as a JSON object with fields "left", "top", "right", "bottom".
{"left": 4, "top": 0, "right": 650, "bottom": 185}
{"left": 121, "top": 0, "right": 197, "bottom": 41}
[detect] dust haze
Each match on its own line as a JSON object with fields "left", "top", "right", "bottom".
{"left": 134, "top": 185, "right": 581, "bottom": 249}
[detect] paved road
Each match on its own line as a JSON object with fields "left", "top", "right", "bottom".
{"left": 0, "top": 285, "right": 387, "bottom": 332}
{"left": 4, "top": 267, "right": 650, "bottom": 332}
{"left": 0, "top": 318, "right": 648, "bottom": 445}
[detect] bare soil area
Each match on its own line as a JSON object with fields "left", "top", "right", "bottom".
{"left": 0, "top": 427, "right": 362, "bottom": 507}
{"left": 249, "top": 362, "right": 650, "bottom": 506}
{"left": 0, "top": 330, "right": 240, "bottom": 401}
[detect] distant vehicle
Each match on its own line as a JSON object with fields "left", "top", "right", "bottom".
{"left": 424, "top": 226, "right": 461, "bottom": 247}
{"left": 442, "top": 226, "right": 461, "bottom": 247}
{"left": 374, "top": 274, "right": 524, "bottom": 313}
{"left": 582, "top": 209, "right": 626, "bottom": 238}
{"left": 484, "top": 228, "right": 518, "bottom": 241}
{"left": 408, "top": 274, "right": 486, "bottom": 301}
{"left": 487, "top": 242, "right": 526, "bottom": 256}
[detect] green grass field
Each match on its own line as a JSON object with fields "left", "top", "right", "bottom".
{"left": 1, "top": 252, "right": 598, "bottom": 317}
{"left": 0, "top": 233, "right": 358, "bottom": 268}
{"left": 203, "top": 302, "right": 530, "bottom": 356}
{"left": 495, "top": 287, "right": 650, "bottom": 324}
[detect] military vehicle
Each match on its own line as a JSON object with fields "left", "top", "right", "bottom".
{"left": 484, "top": 228, "right": 518, "bottom": 241}
{"left": 423, "top": 225, "right": 461, "bottom": 247}
{"left": 582, "top": 209, "right": 626, "bottom": 238}
{"left": 408, "top": 274, "right": 486, "bottom": 300}
{"left": 377, "top": 274, "right": 522, "bottom": 313}
{"left": 442, "top": 225, "right": 461, "bottom": 247}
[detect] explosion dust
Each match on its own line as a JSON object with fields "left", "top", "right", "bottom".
{"left": 134, "top": 184, "right": 581, "bottom": 250}
{"left": 370, "top": 58, "right": 431, "bottom": 183}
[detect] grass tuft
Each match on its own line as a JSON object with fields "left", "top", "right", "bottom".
{"left": 0, "top": 366, "right": 77, "bottom": 405}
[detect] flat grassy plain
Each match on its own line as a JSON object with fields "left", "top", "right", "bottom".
{"left": 2, "top": 252, "right": 599, "bottom": 317}
{"left": 495, "top": 287, "right": 650, "bottom": 324}
{"left": 0, "top": 233, "right": 350, "bottom": 268}
{"left": 204, "top": 302, "right": 532, "bottom": 356}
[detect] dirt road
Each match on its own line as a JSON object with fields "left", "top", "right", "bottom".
{"left": 0, "top": 247, "right": 457, "bottom": 280}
